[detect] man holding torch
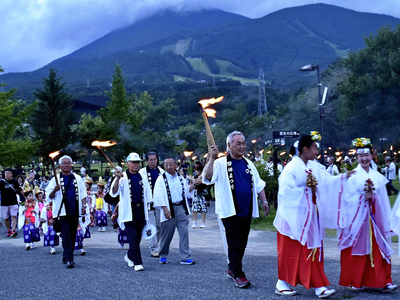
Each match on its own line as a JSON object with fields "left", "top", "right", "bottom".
{"left": 110, "top": 152, "right": 151, "bottom": 272}
{"left": 46, "top": 155, "right": 87, "bottom": 268}
{"left": 203, "top": 131, "right": 269, "bottom": 288}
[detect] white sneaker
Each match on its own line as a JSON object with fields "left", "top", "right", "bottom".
{"left": 31, "top": 243, "right": 35, "bottom": 248}
{"left": 101, "top": 227, "right": 106, "bottom": 232}
{"left": 98, "top": 228, "right": 102, "bottom": 232}
{"left": 200, "top": 223, "right": 206, "bottom": 228}
{"left": 25, "top": 243, "right": 31, "bottom": 250}
{"left": 50, "top": 247, "right": 56, "bottom": 254}
{"left": 134, "top": 264, "right": 144, "bottom": 272}
{"left": 80, "top": 249, "right": 86, "bottom": 256}
{"left": 192, "top": 222, "right": 197, "bottom": 228}
{"left": 124, "top": 254, "right": 134, "bottom": 267}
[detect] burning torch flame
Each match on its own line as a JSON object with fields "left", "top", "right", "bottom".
{"left": 204, "top": 108, "right": 217, "bottom": 118}
{"left": 183, "top": 151, "right": 193, "bottom": 157}
{"left": 198, "top": 96, "right": 224, "bottom": 109}
{"left": 91, "top": 140, "right": 117, "bottom": 148}
{"left": 251, "top": 140, "right": 257, "bottom": 144}
{"left": 49, "top": 151, "right": 60, "bottom": 159}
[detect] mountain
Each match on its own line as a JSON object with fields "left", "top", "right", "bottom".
{"left": 2, "top": 4, "right": 400, "bottom": 100}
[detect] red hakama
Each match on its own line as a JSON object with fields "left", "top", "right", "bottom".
{"left": 277, "top": 232, "right": 330, "bottom": 289}
{"left": 339, "top": 229, "right": 392, "bottom": 288}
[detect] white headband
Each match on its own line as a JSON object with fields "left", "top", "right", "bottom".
{"left": 356, "top": 148, "right": 370, "bottom": 154}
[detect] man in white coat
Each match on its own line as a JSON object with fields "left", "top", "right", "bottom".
{"left": 382, "top": 156, "right": 399, "bottom": 196}
{"left": 203, "top": 131, "right": 269, "bottom": 288}
{"left": 111, "top": 152, "right": 151, "bottom": 272}
{"left": 139, "top": 151, "right": 164, "bottom": 258}
{"left": 153, "top": 156, "right": 194, "bottom": 265}
{"left": 46, "top": 155, "right": 87, "bottom": 268}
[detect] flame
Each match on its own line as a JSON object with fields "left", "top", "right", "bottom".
{"left": 204, "top": 108, "right": 217, "bottom": 118}
{"left": 251, "top": 139, "right": 257, "bottom": 144}
{"left": 49, "top": 151, "right": 60, "bottom": 159}
{"left": 259, "top": 149, "right": 264, "bottom": 154}
{"left": 92, "top": 140, "right": 117, "bottom": 148}
{"left": 183, "top": 151, "right": 193, "bottom": 157}
{"left": 198, "top": 96, "right": 224, "bottom": 109}
{"left": 336, "top": 156, "right": 343, "bottom": 162}
{"left": 217, "top": 152, "right": 226, "bottom": 158}
{"left": 280, "top": 151, "right": 286, "bottom": 156}
{"left": 191, "top": 156, "right": 197, "bottom": 161}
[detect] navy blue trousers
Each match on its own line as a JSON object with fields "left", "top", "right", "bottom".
{"left": 125, "top": 205, "right": 145, "bottom": 265}
{"left": 60, "top": 215, "right": 79, "bottom": 263}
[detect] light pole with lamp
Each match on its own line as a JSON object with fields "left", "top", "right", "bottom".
{"left": 299, "top": 64, "right": 325, "bottom": 165}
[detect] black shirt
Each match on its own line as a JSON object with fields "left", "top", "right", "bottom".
{"left": 0, "top": 179, "right": 21, "bottom": 206}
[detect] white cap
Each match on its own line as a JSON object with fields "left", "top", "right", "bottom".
{"left": 126, "top": 152, "right": 142, "bottom": 162}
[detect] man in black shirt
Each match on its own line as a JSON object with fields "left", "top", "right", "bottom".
{"left": 0, "top": 168, "right": 23, "bottom": 237}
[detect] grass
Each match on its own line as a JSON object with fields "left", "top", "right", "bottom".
{"left": 252, "top": 177, "right": 400, "bottom": 244}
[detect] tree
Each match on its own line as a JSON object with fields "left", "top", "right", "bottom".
{"left": 0, "top": 65, "right": 41, "bottom": 166}
{"left": 338, "top": 25, "right": 400, "bottom": 143}
{"left": 31, "top": 68, "right": 75, "bottom": 159}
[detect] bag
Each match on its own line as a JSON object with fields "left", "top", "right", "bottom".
{"left": 53, "top": 217, "right": 61, "bottom": 233}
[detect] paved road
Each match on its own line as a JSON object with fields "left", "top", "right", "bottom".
{"left": 0, "top": 203, "right": 399, "bottom": 300}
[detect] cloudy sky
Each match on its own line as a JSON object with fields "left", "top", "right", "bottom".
{"left": 1, "top": 0, "right": 400, "bottom": 73}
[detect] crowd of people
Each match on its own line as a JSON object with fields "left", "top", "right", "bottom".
{"left": 1, "top": 131, "right": 400, "bottom": 298}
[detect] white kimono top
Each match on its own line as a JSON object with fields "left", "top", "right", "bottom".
{"left": 274, "top": 156, "right": 347, "bottom": 249}
{"left": 339, "top": 164, "right": 393, "bottom": 261}
{"left": 109, "top": 171, "right": 150, "bottom": 230}
{"left": 202, "top": 156, "right": 265, "bottom": 219}
{"left": 139, "top": 166, "right": 165, "bottom": 207}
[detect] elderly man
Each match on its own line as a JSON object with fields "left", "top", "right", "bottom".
{"left": 0, "top": 168, "right": 23, "bottom": 237}
{"left": 326, "top": 157, "right": 339, "bottom": 176}
{"left": 139, "top": 151, "right": 164, "bottom": 258}
{"left": 203, "top": 131, "right": 269, "bottom": 288}
{"left": 111, "top": 152, "right": 151, "bottom": 272}
{"left": 46, "top": 155, "right": 87, "bottom": 268}
{"left": 154, "top": 156, "right": 194, "bottom": 265}
{"left": 382, "top": 156, "right": 399, "bottom": 196}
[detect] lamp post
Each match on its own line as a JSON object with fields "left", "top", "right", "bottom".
{"left": 299, "top": 64, "right": 325, "bottom": 165}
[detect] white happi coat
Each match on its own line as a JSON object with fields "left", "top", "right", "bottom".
{"left": 138, "top": 166, "right": 165, "bottom": 206}
{"left": 153, "top": 172, "right": 191, "bottom": 223}
{"left": 274, "top": 156, "right": 346, "bottom": 249}
{"left": 109, "top": 171, "right": 150, "bottom": 230}
{"left": 339, "top": 164, "right": 393, "bottom": 261}
{"left": 45, "top": 173, "right": 87, "bottom": 218}
{"left": 202, "top": 156, "right": 265, "bottom": 219}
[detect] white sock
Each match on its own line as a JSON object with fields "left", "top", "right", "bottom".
{"left": 315, "top": 286, "right": 327, "bottom": 295}
{"left": 276, "top": 279, "right": 291, "bottom": 290}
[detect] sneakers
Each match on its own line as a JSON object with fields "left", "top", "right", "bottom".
{"left": 98, "top": 228, "right": 102, "bottom": 232}
{"left": 124, "top": 254, "right": 134, "bottom": 267}
{"left": 31, "top": 242, "right": 35, "bottom": 248}
{"left": 50, "top": 247, "right": 56, "bottom": 255}
{"left": 180, "top": 258, "right": 195, "bottom": 265}
{"left": 11, "top": 230, "right": 18, "bottom": 237}
{"left": 6, "top": 230, "right": 12, "bottom": 237}
{"left": 66, "top": 261, "right": 74, "bottom": 268}
{"left": 134, "top": 264, "right": 144, "bottom": 272}
{"left": 159, "top": 257, "right": 168, "bottom": 264}
{"left": 101, "top": 227, "right": 106, "bottom": 232}
{"left": 25, "top": 243, "right": 31, "bottom": 250}
{"left": 227, "top": 269, "right": 235, "bottom": 281}
{"left": 192, "top": 222, "right": 197, "bottom": 228}
{"left": 151, "top": 251, "right": 160, "bottom": 257}
{"left": 200, "top": 223, "right": 206, "bottom": 228}
{"left": 80, "top": 249, "right": 86, "bottom": 256}
{"left": 234, "top": 275, "right": 251, "bottom": 288}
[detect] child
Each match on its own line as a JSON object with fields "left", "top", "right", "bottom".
{"left": 93, "top": 177, "right": 108, "bottom": 232}
{"left": 40, "top": 202, "right": 59, "bottom": 254}
{"left": 19, "top": 183, "right": 40, "bottom": 250}
{"left": 189, "top": 166, "right": 208, "bottom": 228}
{"left": 75, "top": 205, "right": 91, "bottom": 256}
{"left": 338, "top": 138, "right": 397, "bottom": 292}
{"left": 111, "top": 203, "right": 128, "bottom": 248}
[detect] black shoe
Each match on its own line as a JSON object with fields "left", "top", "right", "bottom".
{"left": 66, "top": 261, "right": 74, "bottom": 268}
{"left": 62, "top": 257, "right": 67, "bottom": 264}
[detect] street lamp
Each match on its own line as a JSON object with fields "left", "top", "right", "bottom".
{"left": 299, "top": 64, "right": 325, "bottom": 165}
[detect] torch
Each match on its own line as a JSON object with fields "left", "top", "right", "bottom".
{"left": 49, "top": 150, "right": 61, "bottom": 185}
{"left": 198, "top": 96, "right": 224, "bottom": 151}
{"left": 91, "top": 140, "right": 119, "bottom": 171}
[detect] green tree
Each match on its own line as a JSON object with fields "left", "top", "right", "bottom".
{"left": 338, "top": 25, "right": 400, "bottom": 142}
{"left": 0, "top": 66, "right": 41, "bottom": 166}
{"left": 31, "top": 68, "right": 75, "bottom": 159}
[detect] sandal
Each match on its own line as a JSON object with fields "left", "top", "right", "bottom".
{"left": 275, "top": 288, "right": 297, "bottom": 296}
